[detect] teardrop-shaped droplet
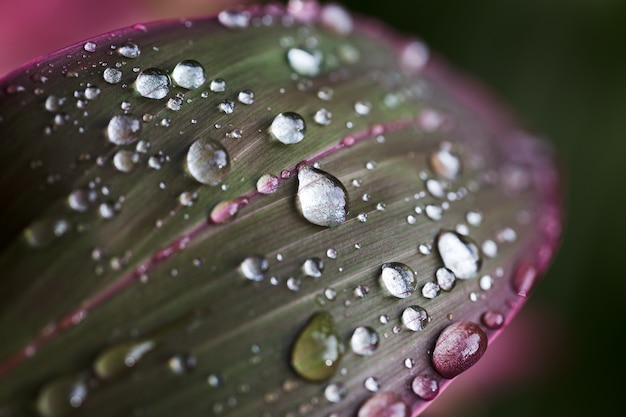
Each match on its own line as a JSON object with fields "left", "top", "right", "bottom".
{"left": 357, "top": 392, "right": 409, "bottom": 417}
{"left": 296, "top": 165, "right": 349, "bottom": 227}
{"left": 286, "top": 47, "right": 323, "bottom": 77}
{"left": 106, "top": 115, "right": 141, "bottom": 145}
{"left": 239, "top": 255, "right": 269, "bottom": 282}
{"left": 171, "top": 60, "right": 206, "bottom": 89}
{"left": 436, "top": 230, "right": 482, "bottom": 279}
{"left": 270, "top": 112, "right": 306, "bottom": 144}
{"left": 350, "top": 326, "right": 379, "bottom": 356}
{"left": 429, "top": 143, "right": 461, "bottom": 180}
{"left": 512, "top": 261, "right": 538, "bottom": 297}
{"left": 93, "top": 340, "right": 156, "bottom": 379}
{"left": 379, "top": 262, "right": 416, "bottom": 298}
{"left": 185, "top": 138, "right": 229, "bottom": 185}
{"left": 401, "top": 306, "right": 429, "bottom": 331}
{"left": 36, "top": 376, "right": 88, "bottom": 417}
{"left": 135, "top": 68, "right": 170, "bottom": 99}
{"left": 291, "top": 311, "right": 344, "bottom": 382}
{"left": 432, "top": 321, "right": 487, "bottom": 379}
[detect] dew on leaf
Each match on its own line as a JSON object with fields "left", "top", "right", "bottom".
{"left": 135, "top": 68, "right": 170, "bottom": 99}
{"left": 237, "top": 90, "right": 255, "bottom": 104}
{"left": 44, "top": 95, "right": 65, "bottom": 112}
{"left": 118, "top": 42, "right": 141, "bottom": 58}
{"left": 411, "top": 375, "right": 439, "bottom": 401}
{"left": 291, "top": 311, "right": 344, "bottom": 382}
{"left": 167, "top": 97, "right": 182, "bottom": 111}
{"left": 354, "top": 100, "right": 371, "bottom": 116}
{"left": 429, "top": 143, "right": 461, "bottom": 180}
{"left": 93, "top": 340, "right": 156, "bottom": 379}
{"left": 102, "top": 67, "right": 122, "bottom": 84}
{"left": 167, "top": 353, "right": 197, "bottom": 375}
{"left": 324, "top": 382, "right": 347, "bottom": 403}
{"left": 479, "top": 274, "right": 493, "bottom": 291}
{"left": 106, "top": 115, "right": 140, "bottom": 145}
{"left": 357, "top": 391, "right": 408, "bottom": 417}
{"left": 425, "top": 178, "right": 446, "bottom": 198}
{"left": 399, "top": 40, "right": 429, "bottom": 74}
{"left": 296, "top": 165, "right": 349, "bottom": 227}
{"left": 481, "top": 310, "right": 505, "bottom": 329}
{"left": 302, "top": 257, "right": 324, "bottom": 278}
{"left": 172, "top": 60, "right": 206, "bottom": 89}
{"left": 424, "top": 204, "right": 443, "bottom": 221}
{"left": 36, "top": 376, "right": 88, "bottom": 417}
{"left": 210, "top": 78, "right": 226, "bottom": 92}
{"left": 364, "top": 376, "right": 380, "bottom": 392}
{"left": 83, "top": 41, "right": 96, "bottom": 52}
{"left": 435, "top": 267, "right": 456, "bottom": 291}
{"left": 286, "top": 47, "right": 322, "bottom": 77}
{"left": 481, "top": 240, "right": 498, "bottom": 258}
{"left": 466, "top": 211, "right": 483, "bottom": 227}
{"left": 320, "top": 3, "right": 353, "bottom": 35}
{"left": 401, "top": 306, "right": 429, "bottom": 331}
{"left": 436, "top": 230, "right": 482, "bottom": 279}
{"left": 219, "top": 100, "right": 235, "bottom": 114}
{"left": 84, "top": 86, "right": 100, "bottom": 100}
{"left": 239, "top": 255, "right": 270, "bottom": 282}
{"left": 270, "top": 112, "right": 306, "bottom": 144}
{"left": 218, "top": 9, "right": 251, "bottom": 29}
{"left": 379, "top": 262, "right": 416, "bottom": 298}
{"left": 432, "top": 321, "right": 487, "bottom": 379}
{"left": 287, "top": 277, "right": 302, "bottom": 291}
{"left": 314, "top": 108, "right": 332, "bottom": 125}
{"left": 185, "top": 138, "right": 229, "bottom": 185}
{"left": 112, "top": 150, "right": 137, "bottom": 173}
{"left": 317, "top": 86, "right": 334, "bottom": 101}
{"left": 256, "top": 174, "right": 280, "bottom": 194}
{"left": 512, "top": 262, "right": 538, "bottom": 297}
{"left": 421, "top": 282, "right": 440, "bottom": 299}
{"left": 67, "top": 189, "right": 97, "bottom": 212}
{"left": 350, "top": 326, "right": 379, "bottom": 356}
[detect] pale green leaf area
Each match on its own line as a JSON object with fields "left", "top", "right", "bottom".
{"left": 0, "top": 3, "right": 561, "bottom": 417}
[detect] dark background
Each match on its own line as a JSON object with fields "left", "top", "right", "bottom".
{"left": 341, "top": 0, "right": 626, "bottom": 415}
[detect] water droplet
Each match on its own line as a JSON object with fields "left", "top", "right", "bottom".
{"left": 320, "top": 4, "right": 353, "bottom": 36}
{"left": 432, "top": 321, "right": 487, "bottom": 379}
{"left": 83, "top": 41, "right": 96, "bottom": 52}
{"left": 512, "top": 262, "right": 537, "bottom": 297}
{"left": 287, "top": 47, "right": 322, "bottom": 76}
{"left": 326, "top": 248, "right": 338, "bottom": 259}
{"left": 435, "top": 267, "right": 456, "bottom": 291}
{"left": 314, "top": 108, "right": 333, "bottom": 125}
{"left": 436, "top": 231, "right": 482, "bottom": 279}
{"left": 425, "top": 178, "right": 446, "bottom": 198}
{"left": 172, "top": 60, "right": 206, "bottom": 89}
{"left": 103, "top": 68, "right": 122, "bottom": 84}
{"left": 317, "top": 86, "right": 334, "bottom": 101}
{"left": 401, "top": 306, "right": 429, "bottom": 331}
{"left": 354, "top": 284, "right": 368, "bottom": 297}
{"left": 479, "top": 275, "right": 494, "bottom": 291}
{"left": 237, "top": 90, "right": 255, "bottom": 104}
{"left": 399, "top": 40, "right": 429, "bottom": 74}
{"left": 135, "top": 68, "right": 170, "bottom": 99}
{"left": 364, "top": 376, "right": 380, "bottom": 392}
{"left": 357, "top": 392, "right": 408, "bottom": 417}
{"left": 210, "top": 78, "right": 227, "bottom": 92}
{"left": 466, "top": 211, "right": 483, "bottom": 227}
{"left": 324, "top": 287, "right": 337, "bottom": 301}
{"left": 84, "top": 86, "right": 101, "bottom": 100}
{"left": 168, "top": 353, "right": 197, "bottom": 375}
{"left": 219, "top": 100, "right": 235, "bottom": 114}
{"left": 239, "top": 256, "right": 270, "bottom": 281}
{"left": 429, "top": 143, "right": 461, "bottom": 180}
{"left": 411, "top": 375, "right": 439, "bottom": 401}
{"left": 424, "top": 204, "right": 443, "bottom": 221}
{"left": 421, "top": 282, "right": 440, "bottom": 299}
{"left": 354, "top": 100, "right": 371, "bottom": 116}
{"left": 207, "top": 373, "right": 223, "bottom": 387}
{"left": 324, "top": 382, "right": 347, "bottom": 403}
{"left": 256, "top": 174, "right": 280, "bottom": 194}
{"left": 93, "top": 340, "right": 156, "bottom": 379}
{"left": 36, "top": 376, "right": 88, "bottom": 417}
{"left": 291, "top": 311, "right": 344, "bottom": 382}
{"left": 287, "top": 277, "right": 302, "bottom": 291}
{"left": 218, "top": 10, "right": 251, "bottom": 29}
{"left": 302, "top": 257, "right": 324, "bottom": 278}
{"left": 418, "top": 243, "right": 431, "bottom": 255}
{"left": 350, "top": 326, "right": 379, "bottom": 356}
{"left": 210, "top": 197, "right": 248, "bottom": 223}
{"left": 481, "top": 240, "right": 498, "bottom": 258}
{"left": 270, "top": 112, "right": 306, "bottom": 144}
{"left": 112, "top": 150, "right": 138, "bottom": 173}
{"left": 379, "top": 262, "right": 416, "bottom": 298}
{"left": 67, "top": 189, "right": 97, "bottom": 212}
{"left": 118, "top": 42, "right": 141, "bottom": 58}
{"left": 296, "top": 165, "right": 349, "bottom": 227}
{"left": 44, "top": 95, "right": 65, "bottom": 112}
{"left": 106, "top": 115, "right": 141, "bottom": 145}
{"left": 186, "top": 138, "right": 229, "bottom": 185}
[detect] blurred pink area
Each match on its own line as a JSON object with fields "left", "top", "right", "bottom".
{"left": 0, "top": 0, "right": 241, "bottom": 78}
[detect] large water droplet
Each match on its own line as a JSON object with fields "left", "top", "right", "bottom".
{"left": 411, "top": 375, "right": 439, "bottom": 401}
{"left": 93, "top": 340, "right": 156, "bottom": 379}
{"left": 172, "top": 60, "right": 206, "bottom": 89}
{"left": 239, "top": 255, "right": 269, "bottom": 282}
{"left": 103, "top": 68, "right": 122, "bottom": 84}
{"left": 350, "top": 326, "right": 379, "bottom": 356}
{"left": 357, "top": 392, "right": 408, "bottom": 417}
{"left": 401, "top": 306, "right": 429, "bottom": 331}
{"left": 291, "top": 311, "right": 344, "bottom": 382}
{"left": 379, "top": 262, "right": 416, "bottom": 298}
{"left": 36, "top": 376, "right": 88, "bottom": 417}
{"left": 296, "top": 165, "right": 349, "bottom": 227}
{"left": 436, "top": 231, "right": 482, "bottom": 279}
{"left": 135, "top": 68, "right": 170, "bottom": 99}
{"left": 185, "top": 138, "right": 229, "bottom": 185}
{"left": 432, "top": 321, "right": 487, "bottom": 379}
{"left": 270, "top": 112, "right": 306, "bottom": 144}
{"left": 287, "top": 47, "right": 322, "bottom": 76}
{"left": 429, "top": 143, "right": 461, "bottom": 180}
{"left": 106, "top": 115, "right": 141, "bottom": 145}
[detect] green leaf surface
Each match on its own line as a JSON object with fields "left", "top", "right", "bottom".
{"left": 0, "top": 3, "right": 562, "bottom": 417}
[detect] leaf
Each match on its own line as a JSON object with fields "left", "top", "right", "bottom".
{"left": 0, "top": 2, "right": 562, "bottom": 417}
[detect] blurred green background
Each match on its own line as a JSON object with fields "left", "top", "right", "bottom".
{"left": 341, "top": 0, "right": 626, "bottom": 415}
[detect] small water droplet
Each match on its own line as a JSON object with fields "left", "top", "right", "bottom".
{"left": 210, "top": 197, "right": 248, "bottom": 223}
{"left": 239, "top": 256, "right": 270, "bottom": 281}
{"left": 112, "top": 150, "right": 138, "bottom": 173}
{"left": 210, "top": 78, "right": 227, "bottom": 92}
{"left": 218, "top": 100, "right": 235, "bottom": 114}
{"left": 218, "top": 9, "right": 251, "bottom": 29}
{"left": 83, "top": 41, "right": 96, "bottom": 52}
{"left": 270, "top": 112, "right": 306, "bottom": 144}
{"left": 479, "top": 275, "right": 493, "bottom": 291}
{"left": 481, "top": 310, "right": 505, "bottom": 329}
{"left": 425, "top": 204, "right": 443, "bottom": 221}
{"left": 364, "top": 376, "right": 380, "bottom": 392}
{"left": 317, "top": 86, "right": 334, "bottom": 101}
{"left": 291, "top": 312, "right": 344, "bottom": 382}
{"left": 237, "top": 90, "right": 255, "bottom": 105}
{"left": 314, "top": 108, "right": 333, "bottom": 125}
{"left": 118, "top": 42, "right": 141, "bottom": 58}
{"left": 512, "top": 262, "right": 538, "bottom": 297}
{"left": 103, "top": 68, "right": 122, "bottom": 84}
{"left": 324, "top": 382, "right": 347, "bottom": 403}
{"left": 324, "top": 287, "right": 337, "bottom": 300}
{"left": 93, "top": 340, "right": 156, "bottom": 379}
{"left": 185, "top": 138, "right": 229, "bottom": 185}
{"left": 354, "top": 100, "right": 371, "bottom": 116}
{"left": 435, "top": 267, "right": 456, "bottom": 291}
{"left": 135, "top": 68, "right": 170, "bottom": 99}
{"left": 481, "top": 240, "right": 498, "bottom": 258}
{"left": 421, "top": 282, "right": 440, "bottom": 299}
{"left": 320, "top": 4, "right": 353, "bottom": 35}
{"left": 302, "top": 257, "right": 324, "bottom": 278}
{"left": 379, "top": 262, "right": 416, "bottom": 298}
{"left": 400, "top": 40, "right": 429, "bottom": 74}
{"left": 67, "top": 189, "right": 97, "bottom": 212}
{"left": 411, "top": 375, "right": 439, "bottom": 401}
{"left": 36, "top": 376, "right": 88, "bottom": 417}
{"left": 326, "top": 248, "right": 338, "bottom": 259}
{"left": 401, "top": 306, "right": 429, "bottom": 331}
{"left": 296, "top": 165, "right": 349, "bottom": 227}
{"left": 466, "top": 211, "right": 483, "bottom": 227}
{"left": 287, "top": 47, "right": 322, "bottom": 76}
{"left": 172, "top": 60, "right": 206, "bottom": 89}
{"left": 436, "top": 231, "right": 482, "bottom": 279}
{"left": 256, "top": 174, "right": 280, "bottom": 194}
{"left": 168, "top": 353, "right": 197, "bottom": 375}
{"left": 106, "top": 115, "right": 141, "bottom": 145}
{"left": 207, "top": 373, "right": 223, "bottom": 387}
{"left": 429, "top": 143, "right": 461, "bottom": 180}
{"left": 432, "top": 321, "right": 487, "bottom": 379}
{"left": 418, "top": 243, "right": 431, "bottom": 255}
{"left": 287, "top": 277, "right": 302, "bottom": 291}
{"left": 357, "top": 392, "right": 408, "bottom": 417}
{"left": 350, "top": 326, "right": 379, "bottom": 356}
{"left": 84, "top": 86, "right": 101, "bottom": 100}
{"left": 425, "top": 178, "right": 447, "bottom": 198}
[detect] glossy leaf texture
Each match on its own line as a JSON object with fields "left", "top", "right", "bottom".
{"left": 0, "top": 2, "right": 562, "bottom": 417}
